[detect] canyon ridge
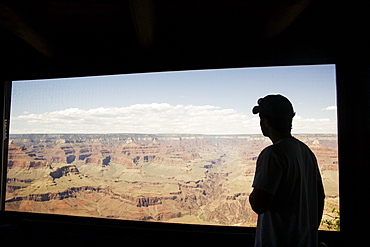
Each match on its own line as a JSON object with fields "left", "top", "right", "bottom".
{"left": 5, "top": 133, "right": 339, "bottom": 229}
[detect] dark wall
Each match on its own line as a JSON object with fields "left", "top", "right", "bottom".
{"left": 337, "top": 62, "right": 370, "bottom": 246}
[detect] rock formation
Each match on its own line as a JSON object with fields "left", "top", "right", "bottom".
{"left": 5, "top": 133, "right": 338, "bottom": 228}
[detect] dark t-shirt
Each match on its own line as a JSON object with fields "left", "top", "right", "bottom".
{"left": 252, "top": 138, "right": 323, "bottom": 247}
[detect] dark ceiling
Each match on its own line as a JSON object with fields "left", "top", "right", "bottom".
{"left": 0, "top": 0, "right": 369, "bottom": 80}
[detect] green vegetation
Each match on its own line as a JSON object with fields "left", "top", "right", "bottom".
{"left": 323, "top": 208, "right": 340, "bottom": 231}
{"left": 199, "top": 212, "right": 205, "bottom": 220}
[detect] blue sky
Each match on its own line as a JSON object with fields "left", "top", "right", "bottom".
{"left": 10, "top": 64, "right": 337, "bottom": 134}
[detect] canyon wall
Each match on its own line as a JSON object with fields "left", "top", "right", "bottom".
{"left": 6, "top": 134, "right": 339, "bottom": 228}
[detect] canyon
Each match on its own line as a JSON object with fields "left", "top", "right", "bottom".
{"left": 5, "top": 133, "right": 339, "bottom": 228}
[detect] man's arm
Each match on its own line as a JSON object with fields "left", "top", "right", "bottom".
{"left": 317, "top": 180, "right": 325, "bottom": 228}
{"left": 249, "top": 188, "right": 274, "bottom": 215}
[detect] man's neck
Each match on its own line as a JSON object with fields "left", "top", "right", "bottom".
{"left": 269, "top": 131, "right": 293, "bottom": 144}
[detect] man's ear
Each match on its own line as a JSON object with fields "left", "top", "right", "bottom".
{"left": 265, "top": 118, "right": 270, "bottom": 128}
{"left": 261, "top": 116, "right": 270, "bottom": 127}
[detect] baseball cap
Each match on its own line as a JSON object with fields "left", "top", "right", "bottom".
{"left": 252, "top": 94, "right": 295, "bottom": 119}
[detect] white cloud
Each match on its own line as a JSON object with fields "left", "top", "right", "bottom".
{"left": 11, "top": 104, "right": 253, "bottom": 134}
{"left": 322, "top": 106, "right": 337, "bottom": 111}
{"left": 10, "top": 104, "right": 337, "bottom": 134}
{"left": 292, "top": 115, "right": 337, "bottom": 134}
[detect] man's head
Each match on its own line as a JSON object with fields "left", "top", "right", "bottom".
{"left": 252, "top": 94, "right": 295, "bottom": 135}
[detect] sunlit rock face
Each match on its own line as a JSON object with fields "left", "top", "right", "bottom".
{"left": 5, "top": 133, "right": 338, "bottom": 228}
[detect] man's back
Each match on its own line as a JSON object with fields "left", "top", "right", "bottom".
{"left": 253, "top": 138, "right": 323, "bottom": 247}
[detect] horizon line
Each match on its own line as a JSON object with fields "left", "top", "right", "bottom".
{"left": 9, "top": 132, "right": 338, "bottom": 136}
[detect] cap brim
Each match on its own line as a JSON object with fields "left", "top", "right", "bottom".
{"left": 252, "top": 106, "right": 260, "bottom": 114}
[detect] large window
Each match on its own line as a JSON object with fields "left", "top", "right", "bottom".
{"left": 5, "top": 65, "right": 339, "bottom": 229}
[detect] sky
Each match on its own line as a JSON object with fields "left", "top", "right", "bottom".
{"left": 9, "top": 64, "right": 337, "bottom": 135}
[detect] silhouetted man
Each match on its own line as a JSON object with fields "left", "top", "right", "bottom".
{"left": 249, "top": 94, "right": 325, "bottom": 247}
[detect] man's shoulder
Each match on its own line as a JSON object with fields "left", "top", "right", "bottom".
{"left": 271, "top": 138, "right": 311, "bottom": 155}
{"left": 259, "top": 144, "right": 274, "bottom": 156}
{"left": 275, "top": 137, "right": 309, "bottom": 149}
{"left": 274, "top": 138, "right": 316, "bottom": 161}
